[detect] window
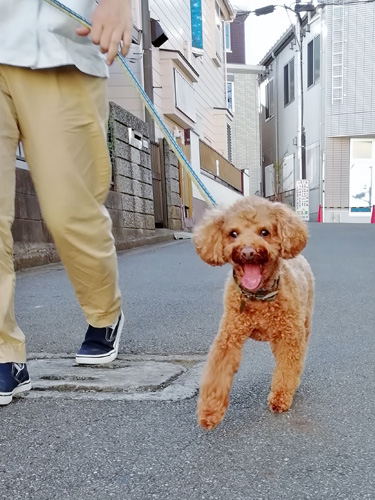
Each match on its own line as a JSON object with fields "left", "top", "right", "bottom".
{"left": 174, "top": 69, "right": 196, "bottom": 121}
{"left": 350, "top": 139, "right": 375, "bottom": 213}
{"left": 265, "top": 79, "right": 274, "bottom": 120}
{"left": 190, "top": 0, "right": 203, "bottom": 53}
{"left": 15, "top": 142, "right": 29, "bottom": 170}
{"left": 284, "top": 58, "right": 295, "bottom": 106}
{"left": 306, "top": 143, "right": 320, "bottom": 189}
{"left": 225, "top": 23, "right": 231, "bottom": 52}
{"left": 227, "top": 124, "right": 232, "bottom": 163}
{"left": 307, "top": 35, "right": 320, "bottom": 88}
{"left": 214, "top": 1, "right": 223, "bottom": 64}
{"left": 227, "top": 81, "right": 234, "bottom": 111}
{"left": 282, "top": 154, "right": 295, "bottom": 192}
{"left": 265, "top": 163, "right": 275, "bottom": 197}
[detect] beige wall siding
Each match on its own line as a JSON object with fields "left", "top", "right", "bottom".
{"left": 325, "top": 137, "right": 350, "bottom": 209}
{"left": 151, "top": 0, "right": 227, "bottom": 152}
{"left": 108, "top": 59, "right": 145, "bottom": 119}
{"left": 107, "top": 1, "right": 144, "bottom": 120}
{"left": 109, "top": 0, "right": 229, "bottom": 156}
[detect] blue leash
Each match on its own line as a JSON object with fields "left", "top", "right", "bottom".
{"left": 43, "top": 0, "right": 217, "bottom": 207}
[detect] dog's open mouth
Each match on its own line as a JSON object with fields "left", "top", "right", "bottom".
{"left": 241, "top": 263, "right": 262, "bottom": 291}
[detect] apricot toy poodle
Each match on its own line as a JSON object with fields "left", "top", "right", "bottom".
{"left": 193, "top": 195, "right": 314, "bottom": 430}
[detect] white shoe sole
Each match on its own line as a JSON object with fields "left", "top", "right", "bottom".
{"left": 0, "top": 380, "right": 32, "bottom": 406}
{"left": 75, "top": 311, "right": 125, "bottom": 365}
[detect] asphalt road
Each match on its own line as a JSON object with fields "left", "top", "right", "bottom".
{"left": 1, "top": 224, "right": 375, "bottom": 499}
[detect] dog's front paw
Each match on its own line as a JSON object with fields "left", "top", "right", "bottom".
{"left": 268, "top": 390, "right": 293, "bottom": 413}
{"left": 197, "top": 394, "right": 229, "bottom": 430}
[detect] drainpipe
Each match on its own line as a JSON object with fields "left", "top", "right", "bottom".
{"left": 320, "top": 6, "right": 327, "bottom": 222}
{"left": 141, "top": 0, "right": 155, "bottom": 141}
{"left": 273, "top": 52, "right": 279, "bottom": 174}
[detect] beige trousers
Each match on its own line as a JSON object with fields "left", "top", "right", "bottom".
{"left": 0, "top": 65, "right": 121, "bottom": 363}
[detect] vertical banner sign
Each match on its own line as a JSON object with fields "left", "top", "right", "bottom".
{"left": 296, "top": 179, "right": 310, "bottom": 220}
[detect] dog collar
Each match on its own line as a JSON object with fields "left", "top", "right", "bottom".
{"left": 233, "top": 270, "right": 280, "bottom": 303}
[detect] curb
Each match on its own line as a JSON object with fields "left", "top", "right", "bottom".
{"left": 14, "top": 229, "right": 192, "bottom": 271}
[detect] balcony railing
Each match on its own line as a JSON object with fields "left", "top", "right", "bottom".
{"left": 199, "top": 140, "right": 242, "bottom": 192}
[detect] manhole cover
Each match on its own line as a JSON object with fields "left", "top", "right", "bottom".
{"left": 26, "top": 356, "right": 205, "bottom": 401}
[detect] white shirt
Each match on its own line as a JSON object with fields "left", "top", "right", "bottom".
{"left": 0, "top": 0, "right": 108, "bottom": 77}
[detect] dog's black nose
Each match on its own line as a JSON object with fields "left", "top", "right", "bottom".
{"left": 241, "top": 247, "right": 256, "bottom": 260}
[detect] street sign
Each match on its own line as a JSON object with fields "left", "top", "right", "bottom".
{"left": 296, "top": 179, "right": 309, "bottom": 220}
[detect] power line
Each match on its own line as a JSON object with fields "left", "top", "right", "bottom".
{"left": 232, "top": 0, "right": 375, "bottom": 17}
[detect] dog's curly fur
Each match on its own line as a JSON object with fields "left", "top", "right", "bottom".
{"left": 193, "top": 196, "right": 314, "bottom": 430}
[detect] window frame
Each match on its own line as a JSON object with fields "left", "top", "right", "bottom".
{"left": 190, "top": 0, "right": 204, "bottom": 54}
{"left": 227, "top": 81, "right": 234, "bottom": 112}
{"left": 174, "top": 69, "right": 196, "bottom": 122}
{"left": 224, "top": 22, "right": 231, "bottom": 52}
{"left": 284, "top": 58, "right": 295, "bottom": 106}
{"left": 306, "top": 142, "right": 320, "bottom": 189}
{"left": 349, "top": 138, "right": 375, "bottom": 214}
{"left": 307, "top": 35, "right": 320, "bottom": 88}
{"left": 265, "top": 78, "right": 274, "bottom": 121}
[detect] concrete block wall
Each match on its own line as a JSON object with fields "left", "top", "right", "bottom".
{"left": 108, "top": 101, "right": 156, "bottom": 247}
{"left": 12, "top": 168, "right": 58, "bottom": 270}
{"left": 162, "top": 140, "right": 182, "bottom": 231}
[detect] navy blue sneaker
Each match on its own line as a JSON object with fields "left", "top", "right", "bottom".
{"left": 0, "top": 363, "right": 31, "bottom": 406}
{"left": 75, "top": 311, "right": 124, "bottom": 365}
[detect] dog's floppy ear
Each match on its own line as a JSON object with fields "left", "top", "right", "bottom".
{"left": 273, "top": 202, "right": 308, "bottom": 259}
{"left": 193, "top": 208, "right": 226, "bottom": 266}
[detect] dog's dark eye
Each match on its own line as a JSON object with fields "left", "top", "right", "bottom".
{"left": 260, "top": 229, "right": 270, "bottom": 237}
{"left": 229, "top": 230, "right": 239, "bottom": 238}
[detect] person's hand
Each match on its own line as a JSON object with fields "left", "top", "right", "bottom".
{"left": 76, "top": 0, "right": 132, "bottom": 65}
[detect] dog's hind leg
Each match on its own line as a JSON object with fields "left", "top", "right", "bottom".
{"left": 268, "top": 329, "right": 307, "bottom": 413}
{"left": 304, "top": 313, "right": 312, "bottom": 342}
{"left": 197, "top": 319, "right": 247, "bottom": 430}
{"left": 305, "top": 273, "right": 315, "bottom": 342}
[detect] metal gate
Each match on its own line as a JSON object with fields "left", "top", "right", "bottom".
{"left": 150, "top": 140, "right": 168, "bottom": 228}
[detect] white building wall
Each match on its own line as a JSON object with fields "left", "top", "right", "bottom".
{"left": 229, "top": 67, "right": 263, "bottom": 195}
{"left": 260, "top": 13, "right": 323, "bottom": 217}
{"left": 194, "top": 175, "right": 244, "bottom": 208}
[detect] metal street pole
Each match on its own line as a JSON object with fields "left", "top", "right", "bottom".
{"left": 296, "top": 13, "right": 307, "bottom": 180}
{"left": 141, "top": 0, "right": 155, "bottom": 141}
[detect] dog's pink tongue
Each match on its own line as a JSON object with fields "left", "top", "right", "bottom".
{"left": 242, "top": 264, "right": 262, "bottom": 291}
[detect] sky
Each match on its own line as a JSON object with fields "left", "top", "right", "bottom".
{"left": 230, "top": 0, "right": 295, "bottom": 64}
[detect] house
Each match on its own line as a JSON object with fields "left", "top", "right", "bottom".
{"left": 226, "top": 11, "right": 264, "bottom": 196}
{"left": 259, "top": 1, "right": 375, "bottom": 222}
{"left": 13, "top": 0, "right": 245, "bottom": 268}
{"left": 108, "top": 0, "right": 247, "bottom": 225}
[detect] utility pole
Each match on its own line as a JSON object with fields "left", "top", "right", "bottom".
{"left": 141, "top": 0, "right": 155, "bottom": 141}
{"left": 295, "top": 12, "right": 307, "bottom": 180}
